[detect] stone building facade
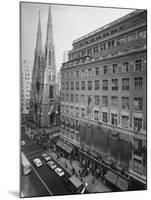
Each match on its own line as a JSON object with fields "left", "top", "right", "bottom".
{"left": 60, "top": 9, "right": 147, "bottom": 188}
{"left": 30, "top": 6, "right": 60, "bottom": 128}
{"left": 21, "top": 60, "right": 32, "bottom": 115}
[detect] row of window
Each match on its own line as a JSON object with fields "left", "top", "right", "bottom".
{"left": 70, "top": 30, "right": 146, "bottom": 59}
{"left": 62, "top": 77, "right": 143, "bottom": 91}
{"left": 62, "top": 59, "right": 144, "bottom": 80}
{"left": 61, "top": 95, "right": 143, "bottom": 111}
{"left": 61, "top": 105, "right": 143, "bottom": 131}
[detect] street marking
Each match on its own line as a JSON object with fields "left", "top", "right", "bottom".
{"left": 30, "top": 163, "right": 53, "bottom": 196}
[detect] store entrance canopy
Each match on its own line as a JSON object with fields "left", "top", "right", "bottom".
{"left": 105, "top": 170, "right": 118, "bottom": 185}
{"left": 116, "top": 176, "right": 129, "bottom": 191}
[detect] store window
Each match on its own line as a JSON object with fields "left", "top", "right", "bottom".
{"left": 102, "top": 112, "right": 108, "bottom": 123}
{"left": 71, "top": 94, "right": 74, "bottom": 103}
{"left": 103, "top": 66, "right": 108, "bottom": 75}
{"left": 71, "top": 82, "right": 74, "bottom": 90}
{"left": 81, "top": 95, "right": 85, "bottom": 104}
{"left": 121, "top": 115, "right": 129, "bottom": 128}
{"left": 135, "top": 59, "right": 143, "bottom": 72}
{"left": 76, "top": 81, "right": 79, "bottom": 90}
{"left": 81, "top": 81, "right": 85, "bottom": 90}
{"left": 95, "top": 80, "right": 100, "bottom": 90}
{"left": 95, "top": 67, "right": 99, "bottom": 76}
{"left": 122, "top": 97, "right": 129, "bottom": 109}
{"left": 111, "top": 96, "right": 118, "bottom": 106}
{"left": 94, "top": 95, "right": 99, "bottom": 105}
{"left": 112, "top": 64, "right": 118, "bottom": 74}
{"left": 111, "top": 114, "right": 118, "bottom": 126}
{"left": 112, "top": 79, "right": 118, "bottom": 90}
{"left": 102, "top": 96, "right": 108, "bottom": 106}
{"left": 122, "top": 78, "right": 129, "bottom": 90}
{"left": 134, "top": 97, "right": 143, "bottom": 111}
{"left": 134, "top": 117, "right": 143, "bottom": 131}
{"left": 134, "top": 77, "right": 143, "bottom": 90}
{"left": 66, "top": 82, "right": 69, "bottom": 90}
{"left": 88, "top": 81, "right": 92, "bottom": 90}
{"left": 94, "top": 110, "right": 99, "bottom": 121}
{"left": 102, "top": 80, "right": 108, "bottom": 90}
{"left": 133, "top": 158, "right": 143, "bottom": 174}
{"left": 123, "top": 62, "right": 129, "bottom": 72}
{"left": 75, "top": 94, "right": 79, "bottom": 103}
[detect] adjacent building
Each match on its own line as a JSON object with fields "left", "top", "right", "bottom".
{"left": 60, "top": 9, "right": 147, "bottom": 190}
{"left": 63, "top": 50, "right": 69, "bottom": 63}
{"left": 29, "top": 6, "right": 60, "bottom": 128}
{"left": 21, "top": 60, "right": 32, "bottom": 115}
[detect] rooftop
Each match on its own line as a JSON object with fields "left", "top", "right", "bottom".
{"left": 73, "top": 9, "right": 145, "bottom": 44}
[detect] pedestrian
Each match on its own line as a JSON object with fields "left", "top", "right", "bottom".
{"left": 92, "top": 178, "right": 95, "bottom": 185}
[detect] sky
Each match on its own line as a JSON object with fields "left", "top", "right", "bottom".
{"left": 21, "top": 2, "right": 135, "bottom": 72}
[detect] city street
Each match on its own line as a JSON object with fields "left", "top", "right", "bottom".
{"left": 21, "top": 131, "right": 73, "bottom": 197}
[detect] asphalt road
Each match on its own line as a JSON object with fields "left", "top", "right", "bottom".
{"left": 21, "top": 131, "right": 73, "bottom": 197}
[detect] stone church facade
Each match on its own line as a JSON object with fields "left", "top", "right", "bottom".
{"left": 30, "top": 6, "right": 60, "bottom": 128}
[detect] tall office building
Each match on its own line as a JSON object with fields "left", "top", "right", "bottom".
{"left": 60, "top": 10, "right": 147, "bottom": 189}
{"left": 21, "top": 60, "right": 32, "bottom": 115}
{"left": 63, "top": 50, "right": 69, "bottom": 63}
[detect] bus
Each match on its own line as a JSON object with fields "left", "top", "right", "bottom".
{"left": 67, "top": 175, "right": 88, "bottom": 194}
{"left": 21, "top": 152, "right": 32, "bottom": 175}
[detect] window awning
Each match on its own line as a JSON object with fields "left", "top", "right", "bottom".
{"left": 116, "top": 177, "right": 128, "bottom": 191}
{"left": 105, "top": 170, "right": 118, "bottom": 184}
{"left": 65, "top": 145, "right": 73, "bottom": 154}
{"left": 68, "top": 175, "right": 83, "bottom": 189}
{"left": 62, "top": 143, "right": 67, "bottom": 151}
{"left": 56, "top": 140, "right": 63, "bottom": 148}
{"left": 105, "top": 170, "right": 129, "bottom": 191}
{"left": 103, "top": 159, "right": 112, "bottom": 166}
{"left": 56, "top": 140, "right": 73, "bottom": 154}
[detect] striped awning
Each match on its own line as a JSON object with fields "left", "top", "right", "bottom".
{"left": 105, "top": 170, "right": 129, "bottom": 191}
{"left": 116, "top": 177, "right": 128, "bottom": 191}
{"left": 105, "top": 170, "right": 117, "bottom": 184}
{"left": 56, "top": 140, "right": 63, "bottom": 148}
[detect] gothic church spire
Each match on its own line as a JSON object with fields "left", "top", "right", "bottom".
{"left": 45, "top": 5, "right": 54, "bottom": 50}
{"left": 35, "top": 11, "right": 43, "bottom": 53}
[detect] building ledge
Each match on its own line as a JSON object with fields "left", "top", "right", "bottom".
{"left": 128, "top": 169, "right": 146, "bottom": 184}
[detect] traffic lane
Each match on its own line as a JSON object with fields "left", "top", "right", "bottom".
{"left": 20, "top": 170, "right": 50, "bottom": 198}
{"left": 26, "top": 149, "right": 71, "bottom": 182}
{"left": 29, "top": 158, "right": 72, "bottom": 195}
{"left": 31, "top": 163, "right": 72, "bottom": 196}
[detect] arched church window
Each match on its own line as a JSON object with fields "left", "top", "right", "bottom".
{"left": 38, "top": 56, "right": 40, "bottom": 67}
{"left": 49, "top": 50, "right": 51, "bottom": 65}
{"left": 36, "top": 81, "right": 40, "bottom": 93}
{"left": 49, "top": 85, "right": 53, "bottom": 98}
{"left": 34, "top": 103, "right": 38, "bottom": 112}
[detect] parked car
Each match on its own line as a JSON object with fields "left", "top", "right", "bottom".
{"left": 55, "top": 167, "right": 65, "bottom": 177}
{"left": 47, "top": 161, "right": 57, "bottom": 169}
{"left": 33, "top": 158, "right": 42, "bottom": 167}
{"left": 42, "top": 153, "right": 51, "bottom": 161}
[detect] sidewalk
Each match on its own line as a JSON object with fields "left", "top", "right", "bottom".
{"left": 49, "top": 151, "right": 111, "bottom": 193}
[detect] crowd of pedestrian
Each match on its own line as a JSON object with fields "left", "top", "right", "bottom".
{"left": 23, "top": 123, "right": 107, "bottom": 186}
